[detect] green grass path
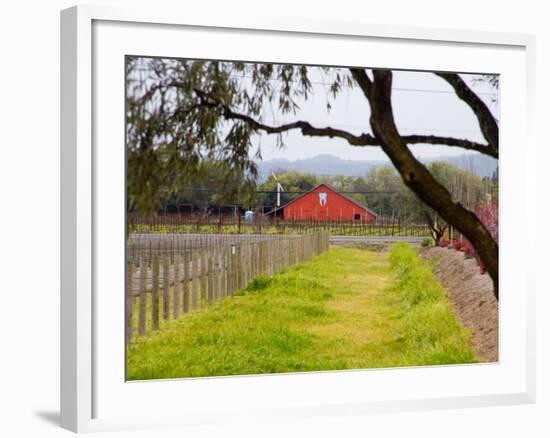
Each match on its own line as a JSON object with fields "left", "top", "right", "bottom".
{"left": 126, "top": 245, "right": 475, "bottom": 380}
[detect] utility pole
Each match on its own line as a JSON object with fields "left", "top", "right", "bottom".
{"left": 272, "top": 171, "right": 285, "bottom": 207}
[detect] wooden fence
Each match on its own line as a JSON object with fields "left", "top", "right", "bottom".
{"left": 127, "top": 233, "right": 293, "bottom": 258}
{"left": 126, "top": 232, "right": 329, "bottom": 344}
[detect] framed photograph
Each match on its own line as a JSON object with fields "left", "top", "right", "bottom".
{"left": 61, "top": 5, "right": 536, "bottom": 433}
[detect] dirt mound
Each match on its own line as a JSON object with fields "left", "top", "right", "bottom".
{"left": 420, "top": 247, "right": 498, "bottom": 363}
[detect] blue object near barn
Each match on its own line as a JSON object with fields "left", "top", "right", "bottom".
{"left": 244, "top": 210, "right": 254, "bottom": 221}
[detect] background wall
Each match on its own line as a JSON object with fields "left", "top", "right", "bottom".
{"left": 0, "top": 1, "right": 546, "bottom": 437}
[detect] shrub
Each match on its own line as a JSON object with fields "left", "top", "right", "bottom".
{"left": 462, "top": 240, "right": 476, "bottom": 259}
{"left": 451, "top": 239, "right": 465, "bottom": 252}
{"left": 476, "top": 202, "right": 499, "bottom": 242}
{"left": 462, "top": 241, "right": 485, "bottom": 273}
{"left": 462, "top": 202, "right": 498, "bottom": 274}
{"left": 243, "top": 275, "right": 273, "bottom": 293}
{"left": 438, "top": 238, "right": 450, "bottom": 248}
{"left": 421, "top": 238, "right": 433, "bottom": 247}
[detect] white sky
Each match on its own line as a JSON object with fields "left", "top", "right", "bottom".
{"left": 248, "top": 70, "right": 499, "bottom": 162}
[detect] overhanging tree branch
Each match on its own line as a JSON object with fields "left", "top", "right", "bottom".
{"left": 224, "top": 108, "right": 377, "bottom": 146}
{"left": 349, "top": 68, "right": 373, "bottom": 96}
{"left": 194, "top": 88, "right": 374, "bottom": 146}
{"left": 404, "top": 135, "right": 497, "bottom": 157}
{"left": 194, "top": 88, "right": 496, "bottom": 156}
{"left": 435, "top": 72, "right": 499, "bottom": 156}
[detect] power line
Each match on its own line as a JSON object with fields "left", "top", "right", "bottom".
{"left": 257, "top": 171, "right": 368, "bottom": 178}
{"left": 173, "top": 188, "right": 398, "bottom": 194}
{"left": 230, "top": 73, "right": 499, "bottom": 97}
{"left": 129, "top": 66, "right": 499, "bottom": 97}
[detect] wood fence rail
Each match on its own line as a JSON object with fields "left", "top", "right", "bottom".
{"left": 126, "top": 232, "right": 329, "bottom": 344}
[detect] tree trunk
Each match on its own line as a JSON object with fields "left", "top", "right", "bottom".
{"left": 430, "top": 227, "right": 444, "bottom": 246}
{"left": 358, "top": 70, "right": 499, "bottom": 298}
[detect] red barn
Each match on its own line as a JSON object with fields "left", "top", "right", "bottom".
{"left": 267, "top": 183, "right": 377, "bottom": 222}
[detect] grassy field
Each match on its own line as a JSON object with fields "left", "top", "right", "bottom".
{"left": 126, "top": 243, "right": 474, "bottom": 380}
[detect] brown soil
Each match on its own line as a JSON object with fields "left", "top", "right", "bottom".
{"left": 420, "top": 247, "right": 498, "bottom": 363}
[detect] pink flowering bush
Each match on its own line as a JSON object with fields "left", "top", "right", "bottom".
{"left": 462, "top": 240, "right": 476, "bottom": 258}
{"left": 452, "top": 239, "right": 465, "bottom": 252}
{"left": 442, "top": 203, "right": 497, "bottom": 274}
{"left": 475, "top": 202, "right": 499, "bottom": 242}
{"left": 463, "top": 202, "right": 498, "bottom": 274}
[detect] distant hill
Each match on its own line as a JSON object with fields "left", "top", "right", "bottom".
{"left": 257, "top": 153, "right": 497, "bottom": 181}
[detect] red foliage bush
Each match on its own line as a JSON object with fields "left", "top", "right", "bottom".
{"left": 462, "top": 240, "right": 485, "bottom": 273}
{"left": 460, "top": 202, "right": 497, "bottom": 274}
{"left": 433, "top": 203, "right": 496, "bottom": 275}
{"left": 462, "top": 240, "right": 476, "bottom": 258}
{"left": 452, "top": 239, "right": 465, "bottom": 251}
{"left": 475, "top": 202, "right": 499, "bottom": 242}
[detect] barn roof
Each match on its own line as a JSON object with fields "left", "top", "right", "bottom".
{"left": 264, "top": 183, "right": 378, "bottom": 217}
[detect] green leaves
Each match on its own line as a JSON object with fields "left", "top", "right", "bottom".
{"left": 126, "top": 57, "right": 351, "bottom": 215}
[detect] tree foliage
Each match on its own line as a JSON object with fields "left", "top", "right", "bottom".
{"left": 395, "top": 162, "right": 487, "bottom": 243}
{"left": 159, "top": 160, "right": 256, "bottom": 210}
{"left": 256, "top": 170, "right": 319, "bottom": 207}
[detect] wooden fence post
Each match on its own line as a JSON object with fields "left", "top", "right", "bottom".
{"left": 183, "top": 250, "right": 190, "bottom": 313}
{"left": 255, "top": 242, "right": 260, "bottom": 278}
{"left": 138, "top": 255, "right": 147, "bottom": 336}
{"left": 267, "top": 240, "right": 272, "bottom": 275}
{"left": 214, "top": 248, "right": 220, "bottom": 301}
{"left": 200, "top": 249, "right": 207, "bottom": 306}
{"left": 151, "top": 254, "right": 160, "bottom": 330}
{"left": 245, "top": 244, "right": 251, "bottom": 284}
{"left": 215, "top": 249, "right": 221, "bottom": 301}
{"left": 221, "top": 247, "right": 227, "bottom": 299}
{"left": 207, "top": 249, "right": 214, "bottom": 304}
{"left": 192, "top": 251, "right": 199, "bottom": 310}
{"left": 236, "top": 244, "right": 242, "bottom": 290}
{"left": 126, "top": 261, "right": 134, "bottom": 344}
{"left": 233, "top": 244, "right": 238, "bottom": 291}
{"left": 228, "top": 245, "right": 234, "bottom": 296}
{"left": 173, "top": 253, "right": 180, "bottom": 319}
{"left": 162, "top": 252, "right": 170, "bottom": 320}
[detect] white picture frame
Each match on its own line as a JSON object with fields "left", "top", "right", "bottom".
{"left": 60, "top": 4, "right": 536, "bottom": 433}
